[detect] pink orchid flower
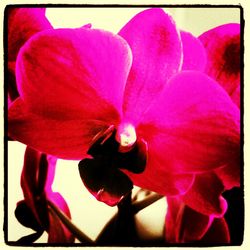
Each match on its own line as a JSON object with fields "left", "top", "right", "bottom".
{"left": 8, "top": 7, "right": 240, "bottom": 231}
{"left": 7, "top": 8, "right": 74, "bottom": 243}
{"left": 165, "top": 23, "right": 241, "bottom": 243}
{"left": 15, "top": 147, "right": 74, "bottom": 243}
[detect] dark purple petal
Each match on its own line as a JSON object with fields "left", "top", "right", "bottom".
{"left": 78, "top": 158, "right": 133, "bottom": 206}
{"left": 15, "top": 200, "right": 43, "bottom": 232}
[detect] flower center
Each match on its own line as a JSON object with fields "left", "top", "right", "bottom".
{"left": 78, "top": 124, "right": 148, "bottom": 206}
{"left": 116, "top": 123, "right": 137, "bottom": 152}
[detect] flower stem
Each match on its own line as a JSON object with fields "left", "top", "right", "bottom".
{"left": 96, "top": 191, "right": 164, "bottom": 242}
{"left": 47, "top": 200, "right": 94, "bottom": 245}
{"left": 132, "top": 192, "right": 164, "bottom": 214}
{"left": 47, "top": 191, "right": 164, "bottom": 244}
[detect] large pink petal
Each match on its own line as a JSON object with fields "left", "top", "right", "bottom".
{"left": 180, "top": 31, "right": 207, "bottom": 71}
{"left": 165, "top": 197, "right": 213, "bottom": 243}
{"left": 16, "top": 27, "right": 132, "bottom": 119}
{"left": 7, "top": 7, "right": 52, "bottom": 62}
{"left": 200, "top": 218, "right": 230, "bottom": 243}
{"left": 199, "top": 23, "right": 240, "bottom": 106}
{"left": 123, "top": 159, "right": 194, "bottom": 196}
{"left": 181, "top": 173, "right": 228, "bottom": 217}
{"left": 138, "top": 71, "right": 240, "bottom": 174}
{"left": 8, "top": 98, "right": 109, "bottom": 159}
{"left": 119, "top": 8, "right": 182, "bottom": 124}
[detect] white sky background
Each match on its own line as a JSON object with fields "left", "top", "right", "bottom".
{"left": 7, "top": 7, "right": 241, "bottom": 243}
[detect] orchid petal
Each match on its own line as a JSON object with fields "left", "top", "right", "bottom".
{"left": 7, "top": 7, "right": 52, "bottom": 62}
{"left": 165, "top": 197, "right": 213, "bottom": 243}
{"left": 47, "top": 192, "right": 74, "bottom": 243}
{"left": 119, "top": 8, "right": 182, "bottom": 124}
{"left": 124, "top": 164, "right": 194, "bottom": 196}
{"left": 7, "top": 8, "right": 52, "bottom": 106}
{"left": 199, "top": 23, "right": 240, "bottom": 101}
{"left": 78, "top": 158, "right": 133, "bottom": 206}
{"left": 8, "top": 98, "right": 109, "bottom": 159}
{"left": 215, "top": 160, "right": 240, "bottom": 190}
{"left": 180, "top": 31, "right": 207, "bottom": 71}
{"left": 200, "top": 218, "right": 230, "bottom": 243}
{"left": 16, "top": 27, "right": 132, "bottom": 119}
{"left": 181, "top": 173, "right": 227, "bottom": 217}
{"left": 138, "top": 71, "right": 240, "bottom": 174}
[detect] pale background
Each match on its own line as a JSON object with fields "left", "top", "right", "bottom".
{"left": 2, "top": 4, "right": 246, "bottom": 246}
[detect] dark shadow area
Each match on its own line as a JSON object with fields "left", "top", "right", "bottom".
{"left": 223, "top": 187, "right": 244, "bottom": 245}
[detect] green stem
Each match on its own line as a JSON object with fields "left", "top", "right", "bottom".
{"left": 47, "top": 200, "right": 95, "bottom": 245}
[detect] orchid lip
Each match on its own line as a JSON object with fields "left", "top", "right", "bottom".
{"left": 78, "top": 158, "right": 134, "bottom": 207}
{"left": 79, "top": 125, "right": 148, "bottom": 206}
{"left": 86, "top": 125, "right": 148, "bottom": 174}
{"left": 96, "top": 188, "right": 126, "bottom": 207}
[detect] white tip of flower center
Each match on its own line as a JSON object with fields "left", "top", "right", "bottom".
{"left": 116, "top": 123, "right": 137, "bottom": 150}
